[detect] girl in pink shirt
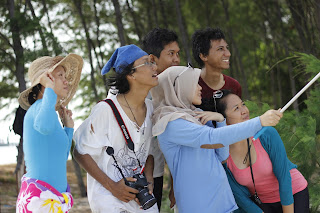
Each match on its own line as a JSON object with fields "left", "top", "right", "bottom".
{"left": 200, "top": 89, "right": 309, "bottom": 213}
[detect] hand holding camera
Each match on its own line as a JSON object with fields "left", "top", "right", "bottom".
{"left": 106, "top": 147, "right": 157, "bottom": 210}
{"left": 110, "top": 177, "right": 139, "bottom": 203}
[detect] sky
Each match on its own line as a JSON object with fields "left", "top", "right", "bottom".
{"left": 0, "top": 101, "right": 20, "bottom": 144}
{"left": 0, "top": 96, "right": 85, "bottom": 144}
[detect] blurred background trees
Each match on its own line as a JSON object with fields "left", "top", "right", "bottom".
{"left": 1, "top": 0, "right": 320, "bottom": 211}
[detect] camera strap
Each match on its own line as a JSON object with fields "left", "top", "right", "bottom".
{"left": 102, "top": 99, "right": 142, "bottom": 168}
{"left": 247, "top": 138, "right": 259, "bottom": 198}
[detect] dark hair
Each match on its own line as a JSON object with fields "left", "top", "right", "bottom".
{"left": 191, "top": 27, "right": 226, "bottom": 67}
{"left": 108, "top": 63, "right": 135, "bottom": 94}
{"left": 142, "top": 28, "right": 179, "bottom": 58}
{"left": 198, "top": 89, "right": 233, "bottom": 117}
{"left": 27, "top": 83, "right": 42, "bottom": 105}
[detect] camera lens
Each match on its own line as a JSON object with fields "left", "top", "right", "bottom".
{"left": 136, "top": 188, "right": 157, "bottom": 210}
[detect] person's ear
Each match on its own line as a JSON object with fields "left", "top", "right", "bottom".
{"left": 127, "top": 74, "right": 136, "bottom": 80}
{"left": 199, "top": 53, "right": 207, "bottom": 62}
{"left": 150, "top": 54, "right": 159, "bottom": 63}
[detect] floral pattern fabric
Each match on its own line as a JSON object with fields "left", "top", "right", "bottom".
{"left": 16, "top": 176, "right": 73, "bottom": 213}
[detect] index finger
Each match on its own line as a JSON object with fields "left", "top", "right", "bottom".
{"left": 57, "top": 106, "right": 64, "bottom": 114}
{"left": 125, "top": 184, "right": 139, "bottom": 194}
{"left": 274, "top": 110, "right": 283, "bottom": 117}
{"left": 47, "top": 71, "right": 54, "bottom": 80}
{"left": 126, "top": 177, "right": 137, "bottom": 182}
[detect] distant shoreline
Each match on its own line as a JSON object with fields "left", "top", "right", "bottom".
{"left": 0, "top": 143, "right": 18, "bottom": 146}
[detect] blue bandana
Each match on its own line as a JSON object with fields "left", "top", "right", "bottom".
{"left": 101, "top": 44, "right": 148, "bottom": 75}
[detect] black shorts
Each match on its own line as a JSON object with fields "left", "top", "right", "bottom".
{"left": 153, "top": 176, "right": 163, "bottom": 210}
{"left": 260, "top": 187, "right": 309, "bottom": 213}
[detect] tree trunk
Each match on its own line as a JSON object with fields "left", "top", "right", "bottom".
{"left": 41, "top": 0, "right": 61, "bottom": 55}
{"left": 269, "top": 16, "right": 283, "bottom": 107}
{"left": 26, "top": 0, "right": 49, "bottom": 55}
{"left": 145, "top": 1, "right": 153, "bottom": 32}
{"left": 111, "top": 0, "right": 126, "bottom": 46}
{"left": 274, "top": 1, "right": 299, "bottom": 111}
{"left": 199, "top": 0, "right": 212, "bottom": 27}
{"left": 151, "top": 0, "right": 159, "bottom": 27}
{"left": 15, "top": 137, "right": 25, "bottom": 194}
{"left": 126, "top": 0, "right": 142, "bottom": 43}
{"left": 7, "top": 0, "right": 26, "bottom": 186}
{"left": 158, "top": 0, "right": 168, "bottom": 28}
{"left": 272, "top": 41, "right": 282, "bottom": 107}
{"left": 7, "top": 0, "right": 26, "bottom": 93}
{"left": 93, "top": 0, "right": 103, "bottom": 69}
{"left": 73, "top": 0, "right": 99, "bottom": 102}
{"left": 286, "top": 0, "right": 312, "bottom": 53}
{"left": 70, "top": 141, "right": 87, "bottom": 197}
{"left": 221, "top": 0, "right": 250, "bottom": 99}
{"left": 316, "top": 0, "right": 320, "bottom": 41}
{"left": 7, "top": 2, "right": 27, "bottom": 183}
{"left": 93, "top": 0, "right": 108, "bottom": 94}
{"left": 174, "top": 0, "right": 191, "bottom": 63}
{"left": 284, "top": 45, "right": 299, "bottom": 111}
{"left": 270, "top": 67, "right": 277, "bottom": 108}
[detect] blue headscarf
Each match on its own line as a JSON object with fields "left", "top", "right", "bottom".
{"left": 101, "top": 44, "right": 148, "bottom": 75}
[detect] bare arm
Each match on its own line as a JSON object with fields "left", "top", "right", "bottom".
{"left": 169, "top": 173, "right": 176, "bottom": 208}
{"left": 144, "top": 155, "right": 154, "bottom": 194}
{"left": 73, "top": 148, "right": 139, "bottom": 202}
{"left": 282, "top": 204, "right": 294, "bottom": 213}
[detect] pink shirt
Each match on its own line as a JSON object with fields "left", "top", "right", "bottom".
{"left": 227, "top": 138, "right": 308, "bottom": 203}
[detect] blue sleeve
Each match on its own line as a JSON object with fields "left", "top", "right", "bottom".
{"left": 64, "top": 127, "right": 74, "bottom": 158}
{"left": 64, "top": 127, "right": 74, "bottom": 142}
{"left": 33, "top": 88, "right": 59, "bottom": 135}
{"left": 223, "top": 164, "right": 263, "bottom": 213}
{"left": 163, "top": 117, "right": 262, "bottom": 148}
{"left": 215, "top": 119, "right": 229, "bottom": 162}
{"left": 216, "top": 119, "right": 226, "bottom": 128}
{"left": 260, "top": 127, "right": 294, "bottom": 206}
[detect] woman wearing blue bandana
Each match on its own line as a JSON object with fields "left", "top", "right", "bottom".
{"left": 73, "top": 45, "right": 159, "bottom": 212}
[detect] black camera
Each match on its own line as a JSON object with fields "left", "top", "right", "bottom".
{"left": 250, "top": 193, "right": 262, "bottom": 205}
{"left": 106, "top": 147, "right": 157, "bottom": 210}
{"left": 126, "top": 173, "right": 157, "bottom": 210}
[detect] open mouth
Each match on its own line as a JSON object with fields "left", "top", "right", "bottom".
{"left": 222, "top": 59, "right": 229, "bottom": 63}
{"left": 152, "top": 73, "right": 158, "bottom": 77}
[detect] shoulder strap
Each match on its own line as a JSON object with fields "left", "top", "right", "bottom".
{"left": 102, "top": 99, "right": 135, "bottom": 151}
{"left": 247, "top": 138, "right": 259, "bottom": 195}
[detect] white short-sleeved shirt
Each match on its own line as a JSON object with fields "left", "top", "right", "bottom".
{"left": 74, "top": 95, "right": 158, "bottom": 213}
{"left": 110, "top": 88, "right": 165, "bottom": 178}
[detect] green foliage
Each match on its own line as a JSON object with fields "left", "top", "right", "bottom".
{"left": 246, "top": 52, "right": 320, "bottom": 211}
{"left": 246, "top": 99, "right": 320, "bottom": 210}
{"left": 0, "top": 81, "right": 18, "bottom": 98}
